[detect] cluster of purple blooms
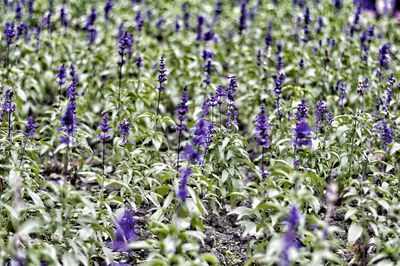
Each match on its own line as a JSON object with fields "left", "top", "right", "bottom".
{"left": 111, "top": 209, "right": 136, "bottom": 252}
{"left": 281, "top": 205, "right": 303, "bottom": 266}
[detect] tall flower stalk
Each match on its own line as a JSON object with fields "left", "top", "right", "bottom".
{"left": 56, "top": 64, "right": 66, "bottom": 109}
{"left": 2, "top": 87, "right": 16, "bottom": 139}
{"left": 174, "top": 86, "right": 189, "bottom": 169}
{"left": 20, "top": 116, "right": 37, "bottom": 167}
{"left": 98, "top": 113, "right": 110, "bottom": 175}
{"left": 117, "top": 31, "right": 130, "bottom": 111}
{"left": 255, "top": 104, "right": 271, "bottom": 179}
{"left": 3, "top": 21, "right": 16, "bottom": 71}
{"left": 155, "top": 56, "right": 167, "bottom": 128}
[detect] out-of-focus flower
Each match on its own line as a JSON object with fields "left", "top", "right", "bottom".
{"left": 3, "top": 21, "right": 16, "bottom": 45}
{"left": 374, "top": 119, "right": 393, "bottom": 150}
{"left": 111, "top": 209, "right": 136, "bottom": 252}
{"left": 118, "top": 119, "right": 131, "bottom": 144}
{"left": 182, "top": 144, "right": 202, "bottom": 164}
{"left": 104, "top": 0, "right": 113, "bottom": 22}
{"left": 157, "top": 56, "right": 167, "bottom": 92}
{"left": 255, "top": 104, "right": 271, "bottom": 149}
{"left": 177, "top": 167, "right": 192, "bottom": 201}
{"left": 98, "top": 113, "right": 110, "bottom": 141}
{"left": 295, "top": 99, "right": 308, "bottom": 123}
{"left": 378, "top": 44, "right": 390, "bottom": 69}
{"left": 292, "top": 121, "right": 312, "bottom": 148}
{"left": 24, "top": 116, "right": 37, "bottom": 137}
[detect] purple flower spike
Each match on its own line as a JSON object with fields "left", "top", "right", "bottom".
{"left": 24, "top": 116, "right": 38, "bottom": 137}
{"left": 255, "top": 104, "right": 271, "bottom": 149}
{"left": 281, "top": 205, "right": 303, "bottom": 266}
{"left": 182, "top": 144, "right": 202, "bottom": 164}
{"left": 104, "top": 0, "right": 113, "bottom": 22}
{"left": 56, "top": 64, "right": 67, "bottom": 87}
{"left": 98, "top": 113, "right": 111, "bottom": 141}
{"left": 295, "top": 99, "right": 308, "bottom": 123}
{"left": 111, "top": 209, "right": 136, "bottom": 252}
{"left": 3, "top": 21, "right": 16, "bottom": 46}
{"left": 177, "top": 167, "right": 192, "bottom": 202}
{"left": 157, "top": 56, "right": 168, "bottom": 92}
{"left": 118, "top": 119, "right": 131, "bottom": 144}
{"left": 2, "top": 87, "right": 16, "bottom": 114}
{"left": 292, "top": 121, "right": 312, "bottom": 148}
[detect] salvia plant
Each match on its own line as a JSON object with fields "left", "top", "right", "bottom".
{"left": 0, "top": 1, "right": 399, "bottom": 265}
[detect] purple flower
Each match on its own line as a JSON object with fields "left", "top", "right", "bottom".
{"left": 295, "top": 99, "right": 308, "bottom": 123}
{"left": 67, "top": 65, "right": 78, "bottom": 100}
{"left": 177, "top": 167, "right": 192, "bottom": 202}
{"left": 336, "top": 80, "right": 346, "bottom": 109}
{"left": 255, "top": 104, "right": 271, "bottom": 149}
{"left": 316, "top": 17, "right": 323, "bottom": 33}
{"left": 104, "top": 0, "right": 113, "bottom": 21}
{"left": 111, "top": 209, "right": 136, "bottom": 252}
{"left": 204, "top": 122, "right": 215, "bottom": 153}
{"left": 276, "top": 42, "right": 283, "bottom": 70}
{"left": 87, "top": 27, "right": 97, "bottom": 45}
{"left": 15, "top": 1, "right": 23, "bottom": 20}
{"left": 216, "top": 85, "right": 225, "bottom": 105}
{"left": 182, "top": 144, "right": 202, "bottom": 164}
{"left": 265, "top": 20, "right": 273, "bottom": 48}
{"left": 60, "top": 7, "right": 68, "bottom": 30}
{"left": 135, "top": 11, "right": 144, "bottom": 31}
{"left": 192, "top": 118, "right": 208, "bottom": 147}
{"left": 56, "top": 64, "right": 67, "bottom": 87}
{"left": 256, "top": 49, "right": 262, "bottom": 66}
{"left": 204, "top": 59, "right": 213, "bottom": 85}
{"left": 117, "top": 31, "right": 130, "bottom": 66}
{"left": 157, "top": 56, "right": 167, "bottom": 92}
{"left": 196, "top": 15, "right": 204, "bottom": 41}
{"left": 225, "top": 75, "right": 239, "bottom": 128}
{"left": 333, "top": 0, "right": 341, "bottom": 9}
{"left": 3, "top": 21, "right": 16, "bottom": 45}
{"left": 182, "top": 3, "right": 190, "bottom": 29}
{"left": 28, "top": 0, "right": 35, "bottom": 19}
{"left": 378, "top": 44, "right": 390, "bottom": 69}
{"left": 24, "top": 116, "right": 37, "bottom": 137}
{"left": 374, "top": 119, "right": 393, "bottom": 150}
{"left": 285, "top": 205, "right": 302, "bottom": 230}
{"left": 357, "top": 78, "right": 369, "bottom": 96}
{"left": 86, "top": 7, "right": 97, "bottom": 29}
{"left": 281, "top": 205, "right": 303, "bottom": 266}
{"left": 2, "top": 87, "right": 16, "bottom": 113}
{"left": 98, "top": 113, "right": 110, "bottom": 141}
{"left": 118, "top": 119, "right": 131, "bottom": 144}
{"left": 174, "top": 86, "right": 189, "bottom": 131}
{"left": 239, "top": 0, "right": 247, "bottom": 35}
{"left": 16, "top": 23, "right": 28, "bottom": 40}
{"left": 209, "top": 93, "right": 217, "bottom": 108}
{"left": 213, "top": 0, "right": 223, "bottom": 24}
{"left": 298, "top": 58, "right": 304, "bottom": 70}
{"left": 292, "top": 121, "right": 312, "bottom": 148}
{"left": 60, "top": 101, "right": 77, "bottom": 145}
{"left": 274, "top": 72, "right": 285, "bottom": 101}
{"left": 315, "top": 100, "right": 328, "bottom": 131}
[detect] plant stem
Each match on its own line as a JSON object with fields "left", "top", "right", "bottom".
{"left": 7, "top": 112, "right": 11, "bottom": 140}
{"left": 176, "top": 129, "right": 182, "bottom": 170}
{"left": 102, "top": 140, "right": 106, "bottom": 176}
{"left": 261, "top": 146, "right": 265, "bottom": 179}
{"left": 155, "top": 89, "right": 161, "bottom": 129}
{"left": 64, "top": 142, "right": 69, "bottom": 175}
{"left": 117, "top": 61, "right": 123, "bottom": 111}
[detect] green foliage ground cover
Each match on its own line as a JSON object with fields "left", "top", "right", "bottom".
{"left": 0, "top": 0, "right": 400, "bottom": 265}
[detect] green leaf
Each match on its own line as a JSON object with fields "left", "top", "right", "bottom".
{"left": 348, "top": 222, "right": 363, "bottom": 245}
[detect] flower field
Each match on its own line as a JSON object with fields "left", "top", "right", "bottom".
{"left": 1, "top": 0, "right": 400, "bottom": 265}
